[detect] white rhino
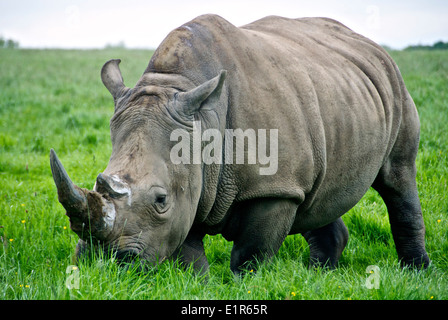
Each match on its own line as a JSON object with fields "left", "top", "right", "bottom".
{"left": 51, "top": 14, "right": 429, "bottom": 274}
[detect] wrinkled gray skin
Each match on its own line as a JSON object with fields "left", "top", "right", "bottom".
{"left": 51, "top": 14, "right": 430, "bottom": 274}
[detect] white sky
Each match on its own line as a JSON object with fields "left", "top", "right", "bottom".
{"left": 0, "top": 0, "right": 447, "bottom": 49}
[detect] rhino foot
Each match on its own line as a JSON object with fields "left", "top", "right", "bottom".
{"left": 302, "top": 217, "right": 349, "bottom": 269}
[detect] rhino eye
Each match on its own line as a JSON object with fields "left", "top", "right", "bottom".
{"left": 154, "top": 195, "right": 168, "bottom": 213}
{"left": 155, "top": 195, "right": 166, "bottom": 205}
{"left": 149, "top": 186, "right": 169, "bottom": 214}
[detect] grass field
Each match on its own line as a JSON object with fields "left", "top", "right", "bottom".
{"left": 0, "top": 48, "right": 447, "bottom": 300}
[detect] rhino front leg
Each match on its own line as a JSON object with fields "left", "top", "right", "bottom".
{"left": 229, "top": 198, "right": 298, "bottom": 275}
{"left": 172, "top": 226, "right": 209, "bottom": 275}
{"left": 302, "top": 217, "right": 349, "bottom": 269}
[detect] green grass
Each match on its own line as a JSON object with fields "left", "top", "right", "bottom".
{"left": 0, "top": 48, "right": 447, "bottom": 300}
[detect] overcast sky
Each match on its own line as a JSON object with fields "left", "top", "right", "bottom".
{"left": 1, "top": 0, "right": 447, "bottom": 49}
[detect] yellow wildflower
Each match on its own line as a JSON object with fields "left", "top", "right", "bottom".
{"left": 63, "top": 226, "right": 67, "bottom": 230}
{"left": 291, "top": 292, "right": 296, "bottom": 297}
{"left": 21, "top": 204, "right": 25, "bottom": 207}
{"left": 248, "top": 290, "right": 251, "bottom": 294}
{"left": 9, "top": 239, "right": 13, "bottom": 242}
{"left": 437, "top": 219, "right": 441, "bottom": 223}
{"left": 21, "top": 220, "right": 26, "bottom": 223}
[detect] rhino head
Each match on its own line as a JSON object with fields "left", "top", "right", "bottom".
{"left": 51, "top": 59, "right": 226, "bottom": 265}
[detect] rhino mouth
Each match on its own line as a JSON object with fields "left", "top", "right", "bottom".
{"left": 115, "top": 248, "right": 141, "bottom": 263}
{"left": 113, "top": 247, "right": 161, "bottom": 273}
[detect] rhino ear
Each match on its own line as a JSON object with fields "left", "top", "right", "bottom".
{"left": 177, "top": 70, "right": 227, "bottom": 118}
{"left": 101, "top": 59, "right": 129, "bottom": 103}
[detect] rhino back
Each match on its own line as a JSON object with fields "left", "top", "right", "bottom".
{"left": 147, "top": 14, "right": 414, "bottom": 232}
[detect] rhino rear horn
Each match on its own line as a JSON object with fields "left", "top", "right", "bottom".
{"left": 95, "top": 173, "right": 130, "bottom": 198}
{"left": 101, "top": 59, "right": 129, "bottom": 104}
{"left": 50, "top": 149, "right": 88, "bottom": 215}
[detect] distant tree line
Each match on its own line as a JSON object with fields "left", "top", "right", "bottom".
{"left": 0, "top": 36, "right": 446, "bottom": 51}
{"left": 0, "top": 37, "right": 19, "bottom": 49}
{"left": 405, "top": 41, "right": 448, "bottom": 51}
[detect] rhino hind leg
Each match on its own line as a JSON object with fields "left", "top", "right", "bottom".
{"left": 229, "top": 198, "right": 298, "bottom": 275}
{"left": 373, "top": 162, "right": 430, "bottom": 269}
{"left": 302, "top": 217, "right": 349, "bottom": 269}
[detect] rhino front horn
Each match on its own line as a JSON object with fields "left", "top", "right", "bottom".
{"left": 50, "top": 149, "right": 115, "bottom": 240}
{"left": 50, "top": 149, "right": 88, "bottom": 215}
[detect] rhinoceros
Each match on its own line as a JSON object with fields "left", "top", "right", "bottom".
{"left": 50, "top": 14, "right": 430, "bottom": 274}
